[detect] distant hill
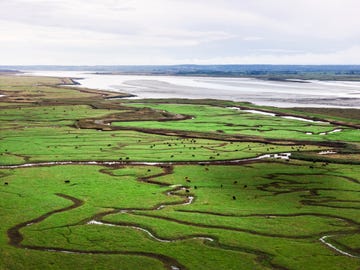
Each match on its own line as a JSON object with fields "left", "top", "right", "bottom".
{"left": 0, "top": 69, "right": 20, "bottom": 74}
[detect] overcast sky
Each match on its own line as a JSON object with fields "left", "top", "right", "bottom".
{"left": 1, "top": 0, "right": 360, "bottom": 65}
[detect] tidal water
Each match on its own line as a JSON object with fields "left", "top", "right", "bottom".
{"left": 23, "top": 71, "right": 360, "bottom": 108}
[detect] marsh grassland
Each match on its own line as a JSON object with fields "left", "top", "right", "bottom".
{"left": 0, "top": 75, "right": 359, "bottom": 270}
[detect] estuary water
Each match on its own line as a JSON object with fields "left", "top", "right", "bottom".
{"left": 23, "top": 71, "right": 360, "bottom": 108}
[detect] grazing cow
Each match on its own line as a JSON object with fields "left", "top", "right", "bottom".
{"left": 185, "top": 189, "right": 190, "bottom": 193}
{"left": 4, "top": 182, "right": 8, "bottom": 185}
{"left": 194, "top": 186, "right": 197, "bottom": 189}
{"left": 64, "top": 180, "right": 70, "bottom": 184}
{"left": 232, "top": 196, "right": 236, "bottom": 200}
{"left": 186, "top": 179, "right": 191, "bottom": 183}
{"left": 243, "top": 185, "right": 248, "bottom": 188}
{"left": 233, "top": 181, "right": 238, "bottom": 184}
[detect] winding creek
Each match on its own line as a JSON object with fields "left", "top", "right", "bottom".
{"left": 227, "top": 107, "right": 329, "bottom": 124}
{"left": 226, "top": 107, "right": 352, "bottom": 137}
{"left": 2, "top": 152, "right": 296, "bottom": 270}
{"left": 0, "top": 153, "right": 292, "bottom": 169}
{"left": 87, "top": 220, "right": 214, "bottom": 244}
{"left": 4, "top": 151, "right": 359, "bottom": 262}
{"left": 319, "top": 235, "right": 360, "bottom": 259}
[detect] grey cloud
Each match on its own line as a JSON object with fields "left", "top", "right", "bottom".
{"left": 0, "top": 0, "right": 142, "bottom": 35}
{"left": 0, "top": 0, "right": 360, "bottom": 64}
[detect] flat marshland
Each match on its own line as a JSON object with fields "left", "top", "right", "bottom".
{"left": 0, "top": 74, "right": 359, "bottom": 270}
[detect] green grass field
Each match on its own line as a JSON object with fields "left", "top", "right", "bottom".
{"left": 0, "top": 74, "right": 359, "bottom": 270}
